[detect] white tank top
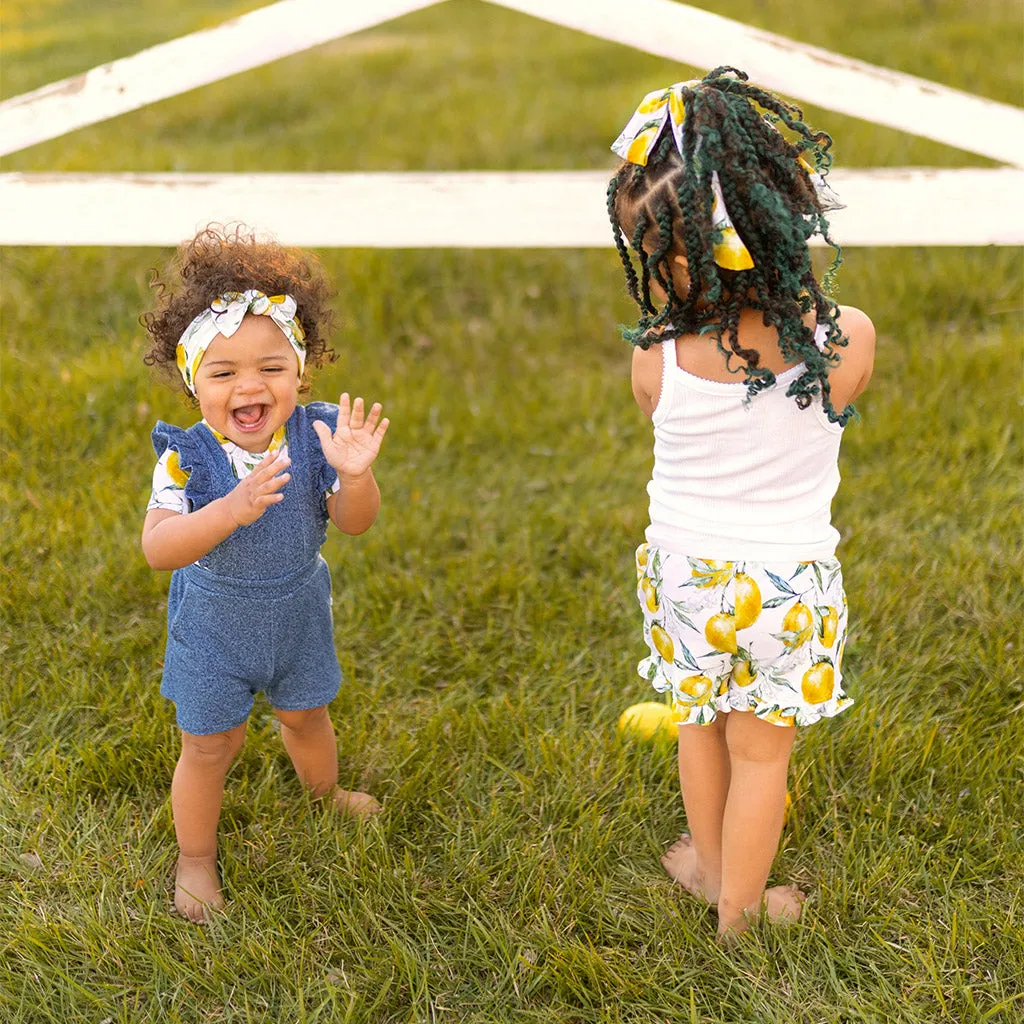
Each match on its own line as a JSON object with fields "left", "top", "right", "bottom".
{"left": 645, "top": 330, "right": 844, "bottom": 561}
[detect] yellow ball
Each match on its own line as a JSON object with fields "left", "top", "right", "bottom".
{"left": 617, "top": 702, "right": 677, "bottom": 742}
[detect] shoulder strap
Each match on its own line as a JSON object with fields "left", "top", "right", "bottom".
{"left": 651, "top": 336, "right": 677, "bottom": 425}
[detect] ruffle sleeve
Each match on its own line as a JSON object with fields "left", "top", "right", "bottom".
{"left": 151, "top": 420, "right": 218, "bottom": 509}
{"left": 302, "top": 402, "right": 341, "bottom": 500}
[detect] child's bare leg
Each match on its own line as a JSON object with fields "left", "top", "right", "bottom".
{"left": 662, "top": 713, "right": 729, "bottom": 902}
{"left": 717, "top": 711, "right": 800, "bottom": 937}
{"left": 171, "top": 722, "right": 247, "bottom": 922}
{"left": 274, "top": 705, "right": 380, "bottom": 816}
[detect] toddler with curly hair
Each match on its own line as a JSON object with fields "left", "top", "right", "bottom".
{"left": 141, "top": 226, "right": 389, "bottom": 922}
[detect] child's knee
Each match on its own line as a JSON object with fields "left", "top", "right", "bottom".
{"left": 181, "top": 724, "right": 246, "bottom": 767}
{"left": 274, "top": 704, "right": 331, "bottom": 735}
{"left": 724, "top": 712, "right": 795, "bottom": 764}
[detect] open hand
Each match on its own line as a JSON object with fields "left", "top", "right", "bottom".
{"left": 225, "top": 451, "right": 290, "bottom": 526}
{"left": 313, "top": 393, "right": 389, "bottom": 479}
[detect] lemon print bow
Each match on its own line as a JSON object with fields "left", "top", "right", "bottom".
{"left": 175, "top": 289, "right": 306, "bottom": 395}
{"left": 611, "top": 82, "right": 842, "bottom": 271}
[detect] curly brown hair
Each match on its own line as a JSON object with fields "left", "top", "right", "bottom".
{"left": 142, "top": 224, "right": 337, "bottom": 403}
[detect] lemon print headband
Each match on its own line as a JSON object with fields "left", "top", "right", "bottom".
{"left": 610, "top": 81, "right": 842, "bottom": 271}
{"left": 175, "top": 289, "right": 306, "bottom": 396}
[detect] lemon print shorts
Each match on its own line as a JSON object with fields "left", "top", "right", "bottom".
{"left": 635, "top": 543, "right": 853, "bottom": 727}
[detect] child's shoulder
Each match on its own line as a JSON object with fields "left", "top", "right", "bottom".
{"left": 832, "top": 305, "right": 876, "bottom": 408}
{"left": 837, "top": 305, "right": 875, "bottom": 343}
{"left": 631, "top": 341, "right": 667, "bottom": 420}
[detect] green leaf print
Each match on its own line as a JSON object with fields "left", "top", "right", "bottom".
{"left": 812, "top": 562, "right": 825, "bottom": 592}
{"left": 675, "top": 641, "right": 701, "bottom": 673}
{"left": 766, "top": 570, "right": 797, "bottom": 596}
{"left": 668, "top": 599, "right": 698, "bottom": 633}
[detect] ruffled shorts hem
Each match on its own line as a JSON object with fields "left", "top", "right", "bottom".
{"left": 638, "top": 656, "right": 854, "bottom": 728}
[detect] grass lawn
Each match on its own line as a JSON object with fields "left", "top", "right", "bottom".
{"left": 2, "top": 1, "right": 1022, "bottom": 1021}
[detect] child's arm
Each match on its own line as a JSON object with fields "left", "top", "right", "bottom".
{"left": 631, "top": 344, "right": 664, "bottom": 419}
{"left": 313, "top": 393, "right": 389, "bottom": 537}
{"left": 141, "top": 452, "right": 291, "bottom": 570}
{"left": 830, "top": 306, "right": 876, "bottom": 409}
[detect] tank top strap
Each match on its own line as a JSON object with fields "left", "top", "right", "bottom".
{"left": 651, "top": 336, "right": 678, "bottom": 427}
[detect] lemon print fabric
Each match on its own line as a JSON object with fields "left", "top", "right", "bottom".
{"left": 635, "top": 544, "right": 852, "bottom": 727}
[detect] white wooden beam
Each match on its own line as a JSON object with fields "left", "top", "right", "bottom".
{"left": 2, "top": 170, "right": 1020, "bottom": 247}
{"left": 483, "top": 0, "right": 1024, "bottom": 168}
{"left": 0, "top": 0, "right": 447, "bottom": 158}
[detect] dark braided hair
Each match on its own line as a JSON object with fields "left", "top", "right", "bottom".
{"left": 607, "top": 67, "right": 851, "bottom": 423}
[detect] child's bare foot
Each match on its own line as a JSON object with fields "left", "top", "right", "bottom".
{"left": 717, "top": 884, "right": 805, "bottom": 939}
{"left": 331, "top": 788, "right": 382, "bottom": 817}
{"left": 661, "top": 834, "right": 719, "bottom": 903}
{"left": 763, "top": 884, "right": 804, "bottom": 923}
{"left": 174, "top": 853, "right": 224, "bottom": 923}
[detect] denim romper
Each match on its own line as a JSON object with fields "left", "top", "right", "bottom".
{"left": 152, "top": 402, "right": 342, "bottom": 736}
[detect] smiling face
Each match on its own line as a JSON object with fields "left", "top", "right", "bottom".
{"left": 193, "top": 314, "right": 301, "bottom": 452}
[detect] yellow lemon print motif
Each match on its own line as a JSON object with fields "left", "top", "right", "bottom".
{"left": 733, "top": 573, "right": 762, "bottom": 629}
{"left": 781, "top": 602, "right": 814, "bottom": 649}
{"left": 836, "top": 637, "right": 846, "bottom": 673}
{"left": 731, "top": 658, "right": 757, "bottom": 688}
{"left": 650, "top": 623, "right": 674, "bottom": 663}
{"left": 640, "top": 576, "right": 660, "bottom": 614}
{"left": 705, "top": 613, "right": 737, "bottom": 654}
{"left": 717, "top": 676, "right": 730, "bottom": 697}
{"left": 637, "top": 91, "right": 669, "bottom": 115}
{"left": 762, "top": 708, "right": 797, "bottom": 727}
{"left": 165, "top": 450, "right": 190, "bottom": 489}
{"left": 636, "top": 543, "right": 650, "bottom": 581}
{"left": 713, "top": 228, "right": 755, "bottom": 272}
{"left": 667, "top": 89, "right": 688, "bottom": 127}
{"left": 673, "top": 675, "right": 713, "bottom": 714}
{"left": 801, "top": 661, "right": 835, "bottom": 704}
{"left": 626, "top": 124, "right": 661, "bottom": 165}
{"left": 268, "top": 425, "right": 286, "bottom": 455}
{"left": 818, "top": 606, "right": 839, "bottom": 647}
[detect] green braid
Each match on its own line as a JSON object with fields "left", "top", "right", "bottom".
{"left": 606, "top": 174, "right": 641, "bottom": 306}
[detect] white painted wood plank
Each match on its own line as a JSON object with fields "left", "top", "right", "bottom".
{"left": 0, "top": 0, "right": 447, "bottom": 157}
{"left": 1, "top": 170, "right": 1021, "bottom": 247}
{"left": 483, "top": 0, "right": 1024, "bottom": 168}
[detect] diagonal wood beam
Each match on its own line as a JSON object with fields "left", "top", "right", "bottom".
{"left": 0, "top": 0, "right": 448, "bottom": 157}
{"left": 483, "top": 0, "right": 1024, "bottom": 168}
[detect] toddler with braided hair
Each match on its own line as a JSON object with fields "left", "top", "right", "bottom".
{"left": 141, "top": 226, "right": 389, "bottom": 922}
{"left": 608, "top": 68, "right": 875, "bottom": 937}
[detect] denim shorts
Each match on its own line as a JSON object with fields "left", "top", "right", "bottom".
{"left": 161, "top": 556, "right": 342, "bottom": 736}
{"left": 636, "top": 543, "right": 853, "bottom": 727}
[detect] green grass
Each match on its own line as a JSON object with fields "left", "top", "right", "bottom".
{"left": 2, "top": 2, "right": 1023, "bottom": 1022}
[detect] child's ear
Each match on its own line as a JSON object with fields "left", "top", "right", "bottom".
{"left": 672, "top": 254, "right": 689, "bottom": 268}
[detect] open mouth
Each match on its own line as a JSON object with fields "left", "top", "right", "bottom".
{"left": 230, "top": 404, "right": 270, "bottom": 433}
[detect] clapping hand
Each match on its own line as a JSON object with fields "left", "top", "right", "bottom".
{"left": 313, "top": 393, "right": 390, "bottom": 479}
{"left": 225, "top": 451, "right": 291, "bottom": 526}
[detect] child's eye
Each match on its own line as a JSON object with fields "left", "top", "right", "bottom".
{"left": 263, "top": 366, "right": 285, "bottom": 374}
{"left": 211, "top": 371, "right": 233, "bottom": 379}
